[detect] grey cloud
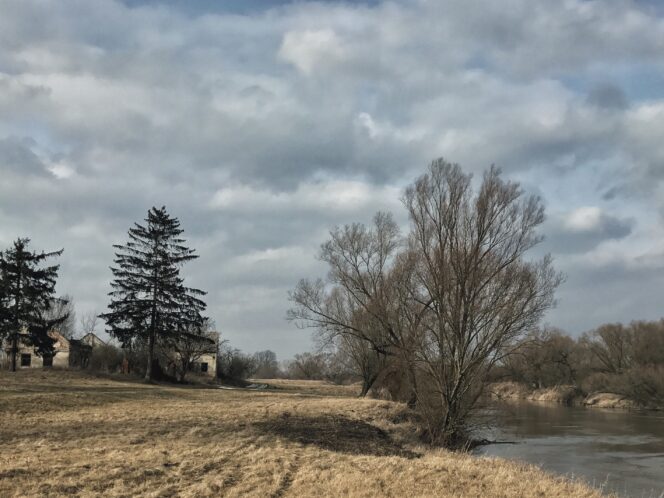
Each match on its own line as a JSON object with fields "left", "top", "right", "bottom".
{"left": 544, "top": 210, "right": 635, "bottom": 254}
{"left": 0, "top": 136, "right": 48, "bottom": 174}
{"left": 548, "top": 257, "right": 664, "bottom": 335}
{"left": 587, "top": 84, "right": 629, "bottom": 110}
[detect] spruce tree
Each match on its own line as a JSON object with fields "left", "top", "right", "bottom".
{"left": 0, "top": 238, "right": 68, "bottom": 372}
{"left": 100, "top": 206, "right": 207, "bottom": 381}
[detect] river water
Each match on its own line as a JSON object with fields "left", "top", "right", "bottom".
{"left": 475, "top": 402, "right": 664, "bottom": 497}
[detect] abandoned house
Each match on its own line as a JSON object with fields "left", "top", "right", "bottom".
{"left": 81, "top": 332, "right": 107, "bottom": 348}
{"left": 1, "top": 330, "right": 93, "bottom": 369}
{"left": 163, "top": 331, "right": 219, "bottom": 378}
{"left": 191, "top": 350, "right": 217, "bottom": 376}
{"left": 191, "top": 330, "right": 219, "bottom": 377}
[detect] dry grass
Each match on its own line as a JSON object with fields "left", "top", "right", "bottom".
{"left": 0, "top": 370, "right": 608, "bottom": 497}
{"left": 250, "top": 378, "right": 361, "bottom": 397}
{"left": 583, "top": 392, "right": 635, "bottom": 409}
{"left": 489, "top": 381, "right": 637, "bottom": 409}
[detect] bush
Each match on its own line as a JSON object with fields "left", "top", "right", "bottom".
{"left": 252, "top": 350, "right": 282, "bottom": 379}
{"left": 88, "top": 344, "right": 124, "bottom": 373}
{"left": 619, "top": 366, "right": 664, "bottom": 407}
{"left": 580, "top": 371, "right": 618, "bottom": 394}
{"left": 218, "top": 346, "right": 256, "bottom": 380}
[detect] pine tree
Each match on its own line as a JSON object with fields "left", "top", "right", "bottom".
{"left": 100, "top": 206, "right": 207, "bottom": 381}
{"left": 0, "top": 238, "right": 68, "bottom": 372}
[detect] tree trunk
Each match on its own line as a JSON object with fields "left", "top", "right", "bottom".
{"left": 145, "top": 330, "right": 155, "bottom": 382}
{"left": 146, "top": 272, "right": 158, "bottom": 382}
{"left": 11, "top": 266, "right": 21, "bottom": 373}
{"left": 359, "top": 372, "right": 379, "bottom": 397}
{"left": 406, "top": 361, "right": 418, "bottom": 408}
{"left": 178, "top": 357, "right": 188, "bottom": 383}
{"left": 10, "top": 334, "right": 17, "bottom": 372}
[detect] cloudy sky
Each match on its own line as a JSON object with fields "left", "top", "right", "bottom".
{"left": 2, "top": 0, "right": 664, "bottom": 359}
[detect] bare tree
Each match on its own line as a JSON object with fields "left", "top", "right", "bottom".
{"left": 290, "top": 159, "right": 562, "bottom": 448}
{"left": 79, "top": 311, "right": 100, "bottom": 337}
{"left": 288, "top": 213, "right": 425, "bottom": 401}
{"left": 287, "top": 352, "right": 329, "bottom": 380}
{"left": 504, "top": 328, "right": 583, "bottom": 388}
{"left": 252, "top": 350, "right": 281, "bottom": 378}
{"left": 583, "top": 323, "right": 632, "bottom": 374}
{"left": 217, "top": 343, "right": 256, "bottom": 381}
{"left": 403, "top": 160, "right": 562, "bottom": 446}
{"left": 289, "top": 212, "right": 402, "bottom": 352}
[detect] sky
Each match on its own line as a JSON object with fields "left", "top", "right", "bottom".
{"left": 2, "top": 0, "right": 664, "bottom": 359}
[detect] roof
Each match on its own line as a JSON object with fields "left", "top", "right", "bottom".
{"left": 81, "top": 333, "right": 106, "bottom": 347}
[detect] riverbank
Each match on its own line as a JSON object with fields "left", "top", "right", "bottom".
{"left": 488, "top": 381, "right": 638, "bottom": 409}
{"left": 1, "top": 370, "right": 606, "bottom": 497}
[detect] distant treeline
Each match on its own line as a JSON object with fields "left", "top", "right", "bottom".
{"left": 491, "top": 321, "right": 664, "bottom": 407}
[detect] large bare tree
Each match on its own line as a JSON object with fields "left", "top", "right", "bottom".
{"left": 403, "top": 160, "right": 562, "bottom": 445}
{"left": 290, "top": 159, "right": 562, "bottom": 448}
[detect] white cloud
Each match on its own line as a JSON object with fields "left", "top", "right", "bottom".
{"left": 48, "top": 161, "right": 75, "bottom": 179}
{"left": 209, "top": 179, "right": 402, "bottom": 214}
{"left": 279, "top": 29, "right": 348, "bottom": 75}
{"left": 564, "top": 207, "right": 603, "bottom": 232}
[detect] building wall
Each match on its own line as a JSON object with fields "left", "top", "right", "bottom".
{"left": 193, "top": 353, "right": 217, "bottom": 377}
{"left": 0, "top": 348, "right": 70, "bottom": 369}
{"left": 53, "top": 351, "right": 70, "bottom": 368}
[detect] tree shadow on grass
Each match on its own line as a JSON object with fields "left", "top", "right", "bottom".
{"left": 253, "top": 414, "right": 420, "bottom": 459}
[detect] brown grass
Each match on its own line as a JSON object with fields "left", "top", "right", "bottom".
{"left": 0, "top": 370, "right": 608, "bottom": 497}
{"left": 489, "top": 381, "right": 638, "bottom": 409}
{"left": 583, "top": 392, "right": 635, "bottom": 409}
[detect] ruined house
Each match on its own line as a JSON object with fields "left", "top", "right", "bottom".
{"left": 190, "top": 330, "right": 219, "bottom": 377}
{"left": 1, "top": 330, "right": 92, "bottom": 369}
{"left": 191, "top": 350, "right": 217, "bottom": 377}
{"left": 81, "top": 332, "right": 106, "bottom": 348}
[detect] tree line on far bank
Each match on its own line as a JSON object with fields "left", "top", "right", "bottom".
{"left": 491, "top": 321, "right": 664, "bottom": 407}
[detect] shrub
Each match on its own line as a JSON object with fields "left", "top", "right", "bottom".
{"left": 619, "top": 366, "right": 664, "bottom": 407}
{"left": 88, "top": 344, "right": 124, "bottom": 373}
{"left": 218, "top": 346, "right": 256, "bottom": 380}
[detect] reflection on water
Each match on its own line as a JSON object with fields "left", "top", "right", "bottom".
{"left": 475, "top": 402, "right": 664, "bottom": 497}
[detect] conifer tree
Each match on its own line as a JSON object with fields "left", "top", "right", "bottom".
{"left": 0, "top": 238, "right": 68, "bottom": 372}
{"left": 100, "top": 206, "right": 207, "bottom": 381}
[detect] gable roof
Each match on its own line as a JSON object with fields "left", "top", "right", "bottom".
{"left": 81, "top": 333, "right": 106, "bottom": 347}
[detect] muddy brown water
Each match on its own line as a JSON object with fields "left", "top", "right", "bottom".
{"left": 475, "top": 402, "right": 664, "bottom": 497}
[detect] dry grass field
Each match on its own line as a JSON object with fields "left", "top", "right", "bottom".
{"left": 0, "top": 370, "right": 607, "bottom": 497}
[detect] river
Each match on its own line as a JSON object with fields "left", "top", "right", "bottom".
{"left": 475, "top": 402, "right": 664, "bottom": 497}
